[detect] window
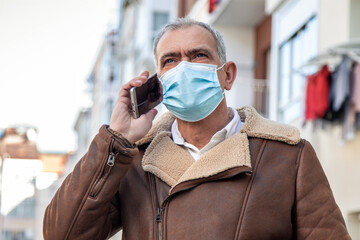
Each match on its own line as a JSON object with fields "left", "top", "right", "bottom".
{"left": 7, "top": 196, "right": 35, "bottom": 218}
{"left": 153, "top": 12, "right": 169, "bottom": 32}
{"left": 2, "top": 230, "right": 33, "bottom": 240}
{"left": 152, "top": 11, "right": 169, "bottom": 45}
{"left": 278, "top": 16, "right": 318, "bottom": 122}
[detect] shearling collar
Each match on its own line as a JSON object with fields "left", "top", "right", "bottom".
{"left": 138, "top": 106, "right": 300, "bottom": 191}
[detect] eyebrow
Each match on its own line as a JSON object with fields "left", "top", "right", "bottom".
{"left": 159, "top": 47, "right": 215, "bottom": 65}
{"left": 187, "top": 47, "right": 214, "bottom": 60}
{"left": 159, "top": 52, "right": 181, "bottom": 65}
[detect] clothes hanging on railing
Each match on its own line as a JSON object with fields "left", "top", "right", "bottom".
{"left": 343, "top": 62, "right": 360, "bottom": 140}
{"left": 332, "top": 56, "right": 352, "bottom": 111}
{"left": 305, "top": 55, "right": 360, "bottom": 142}
{"left": 352, "top": 63, "right": 360, "bottom": 111}
{"left": 323, "top": 56, "right": 351, "bottom": 123}
{"left": 305, "top": 65, "right": 330, "bottom": 120}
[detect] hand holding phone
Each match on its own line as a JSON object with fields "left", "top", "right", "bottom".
{"left": 130, "top": 73, "right": 163, "bottom": 118}
{"left": 109, "top": 71, "right": 159, "bottom": 144}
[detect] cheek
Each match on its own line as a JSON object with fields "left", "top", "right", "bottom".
{"left": 217, "top": 72, "right": 227, "bottom": 90}
{"left": 158, "top": 62, "right": 181, "bottom": 77}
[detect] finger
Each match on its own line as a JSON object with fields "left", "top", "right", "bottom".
{"left": 118, "top": 77, "right": 147, "bottom": 98}
{"left": 120, "top": 71, "right": 151, "bottom": 93}
{"left": 135, "top": 108, "right": 157, "bottom": 121}
{"left": 144, "top": 108, "right": 158, "bottom": 121}
{"left": 122, "top": 77, "right": 147, "bottom": 90}
{"left": 139, "top": 71, "right": 149, "bottom": 78}
{"left": 117, "top": 71, "right": 151, "bottom": 100}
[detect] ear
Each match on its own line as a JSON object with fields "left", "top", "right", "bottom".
{"left": 222, "top": 61, "right": 237, "bottom": 91}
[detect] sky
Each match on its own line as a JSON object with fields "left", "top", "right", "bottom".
{"left": 0, "top": 0, "right": 118, "bottom": 152}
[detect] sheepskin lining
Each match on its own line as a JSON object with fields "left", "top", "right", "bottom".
{"left": 140, "top": 106, "right": 300, "bottom": 188}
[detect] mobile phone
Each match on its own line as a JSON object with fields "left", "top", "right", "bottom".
{"left": 130, "top": 73, "right": 163, "bottom": 118}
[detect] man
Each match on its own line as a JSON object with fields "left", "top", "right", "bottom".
{"left": 43, "top": 18, "right": 350, "bottom": 239}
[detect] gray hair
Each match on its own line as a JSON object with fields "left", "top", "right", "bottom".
{"left": 153, "top": 18, "right": 227, "bottom": 65}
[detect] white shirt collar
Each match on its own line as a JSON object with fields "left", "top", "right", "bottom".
{"left": 171, "top": 107, "right": 242, "bottom": 161}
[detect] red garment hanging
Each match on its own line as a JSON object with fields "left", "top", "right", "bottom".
{"left": 305, "top": 65, "right": 331, "bottom": 120}
{"left": 209, "top": 0, "right": 217, "bottom": 13}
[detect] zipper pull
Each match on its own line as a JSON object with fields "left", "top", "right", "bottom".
{"left": 107, "top": 152, "right": 115, "bottom": 166}
{"left": 156, "top": 208, "right": 162, "bottom": 223}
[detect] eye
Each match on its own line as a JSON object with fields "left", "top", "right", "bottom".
{"left": 164, "top": 58, "right": 174, "bottom": 65}
{"left": 195, "top": 53, "right": 206, "bottom": 58}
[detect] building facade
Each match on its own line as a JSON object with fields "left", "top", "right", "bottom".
{"left": 0, "top": 126, "right": 69, "bottom": 240}
{"left": 266, "top": 0, "right": 360, "bottom": 238}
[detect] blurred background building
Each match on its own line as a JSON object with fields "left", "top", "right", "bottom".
{"left": 1, "top": 0, "right": 359, "bottom": 239}
{"left": 0, "top": 126, "right": 70, "bottom": 240}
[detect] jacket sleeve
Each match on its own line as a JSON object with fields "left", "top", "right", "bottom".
{"left": 43, "top": 125, "right": 139, "bottom": 240}
{"left": 295, "top": 140, "right": 351, "bottom": 239}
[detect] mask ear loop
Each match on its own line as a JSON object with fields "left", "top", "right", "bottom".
{"left": 216, "top": 63, "right": 226, "bottom": 96}
{"left": 216, "top": 63, "right": 226, "bottom": 71}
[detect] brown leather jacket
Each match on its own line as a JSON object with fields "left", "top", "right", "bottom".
{"left": 43, "top": 106, "right": 351, "bottom": 240}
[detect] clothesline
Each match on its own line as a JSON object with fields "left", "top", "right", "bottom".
{"left": 330, "top": 48, "right": 360, "bottom": 63}
{"left": 295, "top": 40, "right": 360, "bottom": 75}
{"left": 304, "top": 54, "right": 360, "bottom": 143}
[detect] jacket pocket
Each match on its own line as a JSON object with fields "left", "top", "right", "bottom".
{"left": 89, "top": 138, "right": 116, "bottom": 198}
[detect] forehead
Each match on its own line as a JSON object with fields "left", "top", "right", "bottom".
{"left": 155, "top": 25, "right": 218, "bottom": 59}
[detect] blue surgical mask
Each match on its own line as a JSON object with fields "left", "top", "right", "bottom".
{"left": 160, "top": 61, "right": 225, "bottom": 122}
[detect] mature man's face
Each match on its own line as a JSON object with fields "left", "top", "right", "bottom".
{"left": 155, "top": 25, "right": 224, "bottom": 79}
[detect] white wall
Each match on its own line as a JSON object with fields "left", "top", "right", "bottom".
{"left": 318, "top": 0, "right": 351, "bottom": 51}
{"left": 215, "top": 25, "right": 255, "bottom": 108}
{"left": 350, "top": 0, "right": 360, "bottom": 39}
{"left": 318, "top": 0, "right": 360, "bottom": 51}
{"left": 188, "top": 0, "right": 209, "bottom": 23}
{"left": 265, "top": 0, "right": 286, "bottom": 14}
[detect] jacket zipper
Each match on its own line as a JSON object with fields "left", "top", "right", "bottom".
{"left": 90, "top": 138, "right": 115, "bottom": 197}
{"left": 151, "top": 169, "right": 252, "bottom": 239}
{"left": 153, "top": 175, "right": 162, "bottom": 240}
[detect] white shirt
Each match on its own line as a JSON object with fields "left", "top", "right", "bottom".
{"left": 171, "top": 107, "right": 243, "bottom": 161}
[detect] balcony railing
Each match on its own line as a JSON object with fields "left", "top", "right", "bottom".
{"left": 253, "top": 79, "right": 269, "bottom": 118}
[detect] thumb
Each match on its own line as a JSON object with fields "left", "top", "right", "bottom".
{"left": 139, "top": 70, "right": 149, "bottom": 78}
{"left": 144, "top": 109, "right": 158, "bottom": 121}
